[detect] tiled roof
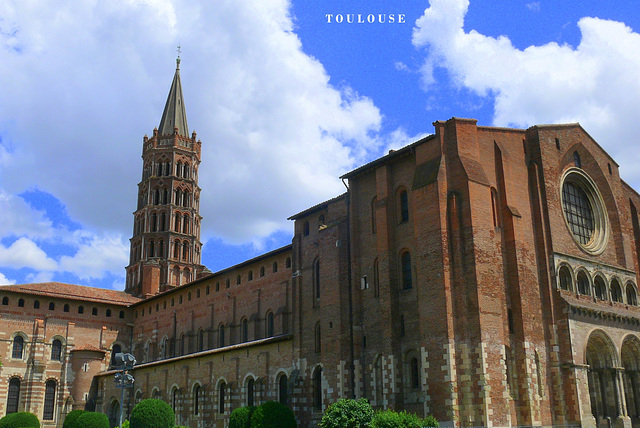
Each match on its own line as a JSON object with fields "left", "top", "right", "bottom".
{"left": 0, "top": 282, "right": 140, "bottom": 306}
{"left": 70, "top": 344, "right": 106, "bottom": 353}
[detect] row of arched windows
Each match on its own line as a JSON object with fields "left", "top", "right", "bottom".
{"left": 142, "top": 160, "right": 194, "bottom": 180}
{"left": 1, "top": 297, "right": 124, "bottom": 318}
{"left": 6, "top": 378, "right": 57, "bottom": 419}
{"left": 132, "top": 373, "right": 288, "bottom": 422}
{"left": 558, "top": 265, "right": 638, "bottom": 305}
{"left": 133, "top": 211, "right": 199, "bottom": 237}
{"left": 11, "top": 335, "right": 64, "bottom": 361}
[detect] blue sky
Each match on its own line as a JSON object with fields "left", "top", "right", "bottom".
{"left": 1, "top": 0, "right": 640, "bottom": 289}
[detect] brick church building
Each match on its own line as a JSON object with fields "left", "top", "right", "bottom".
{"left": 2, "top": 60, "right": 640, "bottom": 428}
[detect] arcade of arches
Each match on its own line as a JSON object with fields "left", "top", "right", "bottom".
{"left": 586, "top": 331, "right": 640, "bottom": 424}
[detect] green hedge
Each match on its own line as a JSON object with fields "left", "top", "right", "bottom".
{"left": 63, "top": 410, "right": 86, "bottom": 428}
{"left": 372, "top": 410, "right": 439, "bottom": 428}
{"left": 129, "top": 398, "right": 175, "bottom": 428}
{"left": 76, "top": 412, "right": 109, "bottom": 428}
{"left": 250, "top": 401, "right": 295, "bottom": 428}
{"left": 320, "top": 398, "right": 373, "bottom": 428}
{"left": 0, "top": 412, "right": 40, "bottom": 428}
{"left": 230, "top": 406, "right": 255, "bottom": 428}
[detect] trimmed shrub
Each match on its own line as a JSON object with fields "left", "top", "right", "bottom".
{"left": 250, "top": 401, "right": 295, "bottom": 428}
{"left": 0, "top": 412, "right": 40, "bottom": 428}
{"left": 63, "top": 410, "right": 86, "bottom": 428}
{"left": 320, "top": 398, "right": 373, "bottom": 428}
{"left": 372, "top": 410, "right": 439, "bottom": 428}
{"left": 129, "top": 398, "right": 175, "bottom": 428}
{"left": 230, "top": 406, "right": 255, "bottom": 428}
{"left": 122, "top": 421, "right": 130, "bottom": 428}
{"left": 76, "top": 412, "right": 109, "bottom": 428}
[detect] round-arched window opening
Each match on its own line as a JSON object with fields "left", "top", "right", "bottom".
{"left": 560, "top": 168, "right": 609, "bottom": 255}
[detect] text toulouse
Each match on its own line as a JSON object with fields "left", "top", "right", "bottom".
{"left": 325, "top": 14, "right": 406, "bottom": 24}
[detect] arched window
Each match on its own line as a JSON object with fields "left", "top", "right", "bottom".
{"left": 183, "top": 242, "right": 189, "bottom": 260}
{"left": 12, "top": 336, "right": 24, "bottom": 359}
{"left": 92, "top": 307, "right": 98, "bottom": 316}
{"left": 279, "top": 374, "right": 288, "bottom": 405}
{"left": 558, "top": 266, "right": 572, "bottom": 291}
{"left": 573, "top": 151, "right": 581, "bottom": 168}
{"left": 627, "top": 284, "right": 638, "bottom": 306}
{"left": 260, "top": 266, "right": 265, "bottom": 277}
{"left": 163, "top": 188, "right": 169, "bottom": 204}
{"left": 315, "top": 322, "right": 321, "bottom": 353}
{"left": 149, "top": 240, "right": 155, "bottom": 257}
{"left": 401, "top": 251, "right": 412, "bottom": 290}
{"left": 106, "top": 309, "right": 112, "bottom": 317}
{"left": 158, "top": 240, "right": 164, "bottom": 258}
{"left": 43, "top": 379, "right": 57, "bottom": 420}
{"left": 399, "top": 190, "right": 409, "bottom": 223}
{"left": 286, "top": 257, "right": 291, "bottom": 268}
{"left": 154, "top": 189, "right": 160, "bottom": 205}
{"left": 237, "top": 275, "right": 241, "bottom": 285}
{"left": 267, "top": 312, "right": 275, "bottom": 337}
{"left": 219, "top": 382, "right": 226, "bottom": 414}
{"left": 248, "top": 270, "right": 253, "bottom": 281}
{"left": 410, "top": 357, "right": 420, "bottom": 388}
{"left": 247, "top": 378, "right": 255, "bottom": 407}
{"left": 272, "top": 262, "right": 278, "bottom": 273}
{"left": 161, "top": 212, "right": 166, "bottom": 231}
{"left": 175, "top": 215, "right": 181, "bottom": 232}
{"left": 34, "top": 300, "right": 40, "bottom": 309}
{"left": 18, "top": 298, "right": 24, "bottom": 307}
{"left": 172, "top": 388, "right": 179, "bottom": 412}
{"left": 174, "top": 240, "right": 180, "bottom": 259}
{"left": 64, "top": 304, "right": 69, "bottom": 312}
{"left": 1, "top": 296, "right": 8, "bottom": 305}
{"left": 193, "top": 385, "right": 201, "bottom": 416}
{"left": 110, "top": 344, "right": 122, "bottom": 367}
{"left": 577, "top": 271, "right": 589, "bottom": 295}
{"left": 7, "top": 378, "right": 20, "bottom": 414}
{"left": 314, "top": 259, "right": 320, "bottom": 300}
{"left": 49, "top": 302, "right": 55, "bottom": 311}
{"left": 241, "top": 319, "right": 249, "bottom": 342}
{"left": 313, "top": 367, "right": 323, "bottom": 411}
{"left": 219, "top": 324, "right": 225, "bottom": 347}
{"left": 183, "top": 215, "right": 189, "bottom": 234}
{"left": 226, "top": 279, "right": 230, "bottom": 288}
{"left": 303, "top": 221, "right": 310, "bottom": 236}
{"left": 151, "top": 213, "right": 157, "bottom": 232}
{"left": 51, "top": 339, "right": 62, "bottom": 361}
{"left": 594, "top": 276, "right": 606, "bottom": 300}
{"left": 400, "top": 315, "right": 405, "bottom": 337}
{"left": 119, "top": 310, "right": 125, "bottom": 319}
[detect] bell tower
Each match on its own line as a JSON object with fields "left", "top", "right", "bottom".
{"left": 125, "top": 55, "right": 205, "bottom": 297}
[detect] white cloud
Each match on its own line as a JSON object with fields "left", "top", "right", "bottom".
{"left": 58, "top": 232, "right": 128, "bottom": 280}
{"left": 0, "top": 191, "right": 54, "bottom": 239}
{"left": 412, "top": 0, "right": 640, "bottom": 184}
{"left": 0, "top": 238, "right": 57, "bottom": 271}
{"left": 0, "top": 0, "right": 382, "bottom": 251}
{"left": 526, "top": 2, "right": 541, "bottom": 12}
{"left": 0, "top": 273, "right": 16, "bottom": 285}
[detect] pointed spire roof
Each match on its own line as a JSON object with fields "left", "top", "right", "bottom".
{"left": 158, "top": 57, "right": 189, "bottom": 137}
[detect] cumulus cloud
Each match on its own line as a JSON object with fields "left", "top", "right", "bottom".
{"left": 412, "top": 0, "right": 640, "bottom": 184}
{"left": 0, "top": 238, "right": 57, "bottom": 271}
{"left": 58, "top": 232, "right": 129, "bottom": 280}
{"left": 0, "top": 273, "right": 16, "bottom": 285}
{"left": 0, "top": 0, "right": 382, "bottom": 250}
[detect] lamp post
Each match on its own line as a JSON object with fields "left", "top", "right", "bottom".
{"left": 113, "top": 353, "right": 136, "bottom": 428}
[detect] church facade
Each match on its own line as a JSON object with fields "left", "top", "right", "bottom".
{"left": 2, "top": 63, "right": 640, "bottom": 428}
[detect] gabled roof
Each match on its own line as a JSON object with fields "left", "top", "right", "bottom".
{"left": 158, "top": 59, "right": 189, "bottom": 137}
{"left": 0, "top": 282, "right": 140, "bottom": 306}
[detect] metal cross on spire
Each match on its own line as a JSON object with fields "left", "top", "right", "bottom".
{"left": 176, "top": 44, "right": 181, "bottom": 69}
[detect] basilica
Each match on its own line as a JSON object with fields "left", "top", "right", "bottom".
{"left": 2, "top": 59, "right": 640, "bottom": 428}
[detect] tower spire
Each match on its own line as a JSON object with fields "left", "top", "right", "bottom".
{"left": 158, "top": 49, "right": 189, "bottom": 137}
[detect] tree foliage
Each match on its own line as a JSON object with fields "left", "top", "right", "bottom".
{"left": 129, "top": 399, "right": 175, "bottom": 428}
{"left": 230, "top": 406, "right": 255, "bottom": 428}
{"left": 320, "top": 398, "right": 373, "bottom": 428}
{"left": 76, "top": 412, "right": 110, "bottom": 428}
{"left": 0, "top": 412, "right": 40, "bottom": 428}
{"left": 250, "top": 401, "right": 295, "bottom": 428}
